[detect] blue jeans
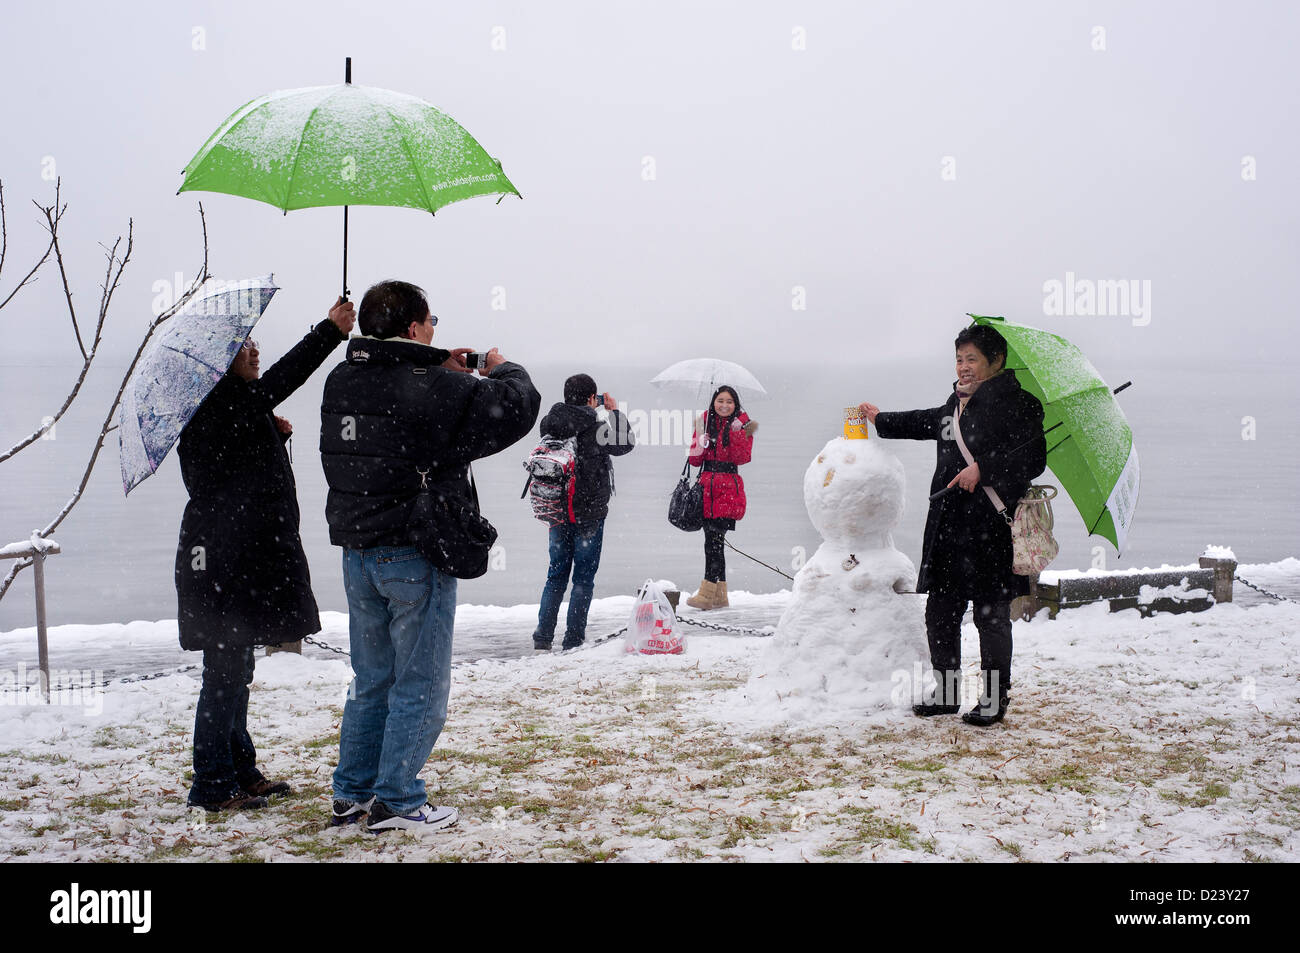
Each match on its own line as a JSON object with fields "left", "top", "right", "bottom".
{"left": 534, "top": 520, "right": 605, "bottom": 649}
{"left": 332, "top": 546, "right": 456, "bottom": 814}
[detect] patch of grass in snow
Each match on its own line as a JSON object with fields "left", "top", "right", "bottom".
{"left": 718, "top": 813, "right": 775, "bottom": 849}
{"left": 0, "top": 796, "right": 29, "bottom": 810}
{"left": 998, "top": 840, "right": 1026, "bottom": 860}
{"left": 1162, "top": 745, "right": 1212, "bottom": 776}
{"left": 23, "top": 752, "right": 70, "bottom": 765}
{"left": 818, "top": 805, "right": 919, "bottom": 856}
{"left": 1021, "top": 761, "right": 1097, "bottom": 795}
{"left": 895, "top": 758, "right": 945, "bottom": 772}
{"left": 1160, "top": 780, "right": 1230, "bottom": 808}
{"left": 67, "top": 793, "right": 134, "bottom": 813}
{"left": 540, "top": 837, "right": 619, "bottom": 862}
{"left": 91, "top": 726, "right": 144, "bottom": 749}
{"left": 301, "top": 732, "right": 340, "bottom": 751}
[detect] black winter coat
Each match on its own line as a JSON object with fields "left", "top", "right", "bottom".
{"left": 875, "top": 369, "right": 1046, "bottom": 600}
{"left": 320, "top": 338, "right": 541, "bottom": 549}
{"left": 538, "top": 402, "right": 636, "bottom": 524}
{"left": 174, "top": 319, "right": 347, "bottom": 651}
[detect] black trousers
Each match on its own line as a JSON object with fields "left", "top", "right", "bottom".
{"left": 924, "top": 593, "right": 1012, "bottom": 706}
{"left": 188, "top": 644, "right": 260, "bottom": 804}
{"left": 703, "top": 524, "right": 727, "bottom": 582}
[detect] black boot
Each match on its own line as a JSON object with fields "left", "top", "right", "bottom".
{"left": 962, "top": 670, "right": 1008, "bottom": 726}
{"left": 913, "top": 669, "right": 961, "bottom": 717}
{"left": 961, "top": 699, "right": 1007, "bottom": 726}
{"left": 913, "top": 700, "right": 961, "bottom": 717}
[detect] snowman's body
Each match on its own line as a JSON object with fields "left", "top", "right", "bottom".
{"left": 745, "top": 437, "right": 927, "bottom": 722}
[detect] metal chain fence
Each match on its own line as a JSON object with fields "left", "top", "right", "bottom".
{"left": 1234, "top": 574, "right": 1295, "bottom": 603}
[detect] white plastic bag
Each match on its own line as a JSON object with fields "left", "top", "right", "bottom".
{"left": 625, "top": 579, "right": 685, "bottom": 655}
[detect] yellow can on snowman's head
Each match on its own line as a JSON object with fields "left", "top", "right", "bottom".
{"left": 843, "top": 407, "right": 869, "bottom": 439}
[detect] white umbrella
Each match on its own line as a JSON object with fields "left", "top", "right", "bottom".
{"left": 119, "top": 275, "right": 279, "bottom": 494}
{"left": 650, "top": 358, "right": 767, "bottom": 405}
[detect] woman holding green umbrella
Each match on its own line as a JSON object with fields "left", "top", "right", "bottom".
{"left": 859, "top": 323, "right": 1046, "bottom": 726}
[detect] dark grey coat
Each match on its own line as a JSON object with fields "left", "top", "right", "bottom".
{"left": 174, "top": 319, "right": 346, "bottom": 651}
{"left": 537, "top": 402, "right": 635, "bottom": 525}
{"left": 875, "top": 370, "right": 1046, "bottom": 600}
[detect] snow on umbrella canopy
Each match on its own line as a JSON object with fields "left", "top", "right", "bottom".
{"left": 177, "top": 83, "right": 519, "bottom": 214}
{"left": 651, "top": 358, "right": 768, "bottom": 406}
{"left": 119, "top": 276, "right": 278, "bottom": 495}
{"left": 968, "top": 314, "right": 1140, "bottom": 553}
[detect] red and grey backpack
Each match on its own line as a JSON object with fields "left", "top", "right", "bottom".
{"left": 521, "top": 436, "right": 579, "bottom": 525}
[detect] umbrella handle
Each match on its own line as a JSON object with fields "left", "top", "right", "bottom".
{"left": 342, "top": 56, "right": 352, "bottom": 302}
{"left": 342, "top": 205, "right": 349, "bottom": 302}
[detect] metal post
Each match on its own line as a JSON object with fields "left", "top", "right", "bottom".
{"left": 1, "top": 535, "right": 61, "bottom": 702}
{"left": 32, "top": 549, "right": 50, "bottom": 702}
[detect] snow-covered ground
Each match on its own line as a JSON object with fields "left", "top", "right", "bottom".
{"left": 1, "top": 573, "right": 1297, "bottom": 862}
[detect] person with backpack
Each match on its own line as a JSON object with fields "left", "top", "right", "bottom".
{"left": 529, "top": 374, "right": 635, "bottom": 652}
{"left": 684, "top": 385, "right": 758, "bottom": 611}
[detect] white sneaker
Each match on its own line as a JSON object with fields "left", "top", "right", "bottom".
{"left": 331, "top": 795, "right": 375, "bottom": 826}
{"left": 365, "top": 801, "right": 459, "bottom": 833}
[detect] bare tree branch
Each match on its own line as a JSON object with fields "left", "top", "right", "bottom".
{"left": 0, "top": 178, "right": 60, "bottom": 313}
{"left": 0, "top": 193, "right": 133, "bottom": 463}
{"left": 0, "top": 179, "right": 7, "bottom": 281}
{"left": 43, "top": 180, "right": 89, "bottom": 361}
{"left": 0, "top": 202, "right": 209, "bottom": 604}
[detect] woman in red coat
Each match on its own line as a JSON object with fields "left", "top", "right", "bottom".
{"left": 685, "top": 385, "right": 757, "bottom": 609}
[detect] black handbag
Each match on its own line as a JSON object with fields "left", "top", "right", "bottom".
{"left": 668, "top": 460, "right": 704, "bottom": 532}
{"left": 408, "top": 464, "right": 498, "bottom": 579}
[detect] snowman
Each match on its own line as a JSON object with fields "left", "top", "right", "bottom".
{"left": 742, "top": 437, "right": 928, "bottom": 723}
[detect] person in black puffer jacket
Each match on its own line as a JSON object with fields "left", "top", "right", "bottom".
{"left": 319, "top": 280, "right": 540, "bottom": 834}
{"left": 531, "top": 374, "right": 635, "bottom": 652}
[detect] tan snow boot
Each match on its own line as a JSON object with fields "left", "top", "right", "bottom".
{"left": 685, "top": 580, "right": 716, "bottom": 610}
{"left": 714, "top": 580, "right": 729, "bottom": 608}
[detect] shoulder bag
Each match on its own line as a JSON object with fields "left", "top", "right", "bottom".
{"left": 409, "top": 464, "right": 498, "bottom": 579}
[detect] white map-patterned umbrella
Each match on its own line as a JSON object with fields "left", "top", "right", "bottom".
{"left": 119, "top": 275, "right": 278, "bottom": 495}
{"left": 650, "top": 358, "right": 767, "bottom": 405}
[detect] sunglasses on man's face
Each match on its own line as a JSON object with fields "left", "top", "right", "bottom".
{"left": 241, "top": 339, "right": 259, "bottom": 351}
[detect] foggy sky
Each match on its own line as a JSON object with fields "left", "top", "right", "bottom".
{"left": 1, "top": 0, "right": 1296, "bottom": 378}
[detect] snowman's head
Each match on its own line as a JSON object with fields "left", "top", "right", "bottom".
{"left": 803, "top": 438, "right": 905, "bottom": 547}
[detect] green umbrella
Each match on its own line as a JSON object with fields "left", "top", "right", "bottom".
{"left": 968, "top": 314, "right": 1139, "bottom": 553}
{"left": 178, "top": 58, "right": 519, "bottom": 298}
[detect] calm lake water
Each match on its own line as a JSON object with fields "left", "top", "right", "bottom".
{"left": 2, "top": 356, "right": 1297, "bottom": 656}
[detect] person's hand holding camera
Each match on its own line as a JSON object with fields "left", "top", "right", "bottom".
{"left": 442, "top": 348, "right": 473, "bottom": 374}
{"left": 480, "top": 347, "right": 505, "bottom": 375}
